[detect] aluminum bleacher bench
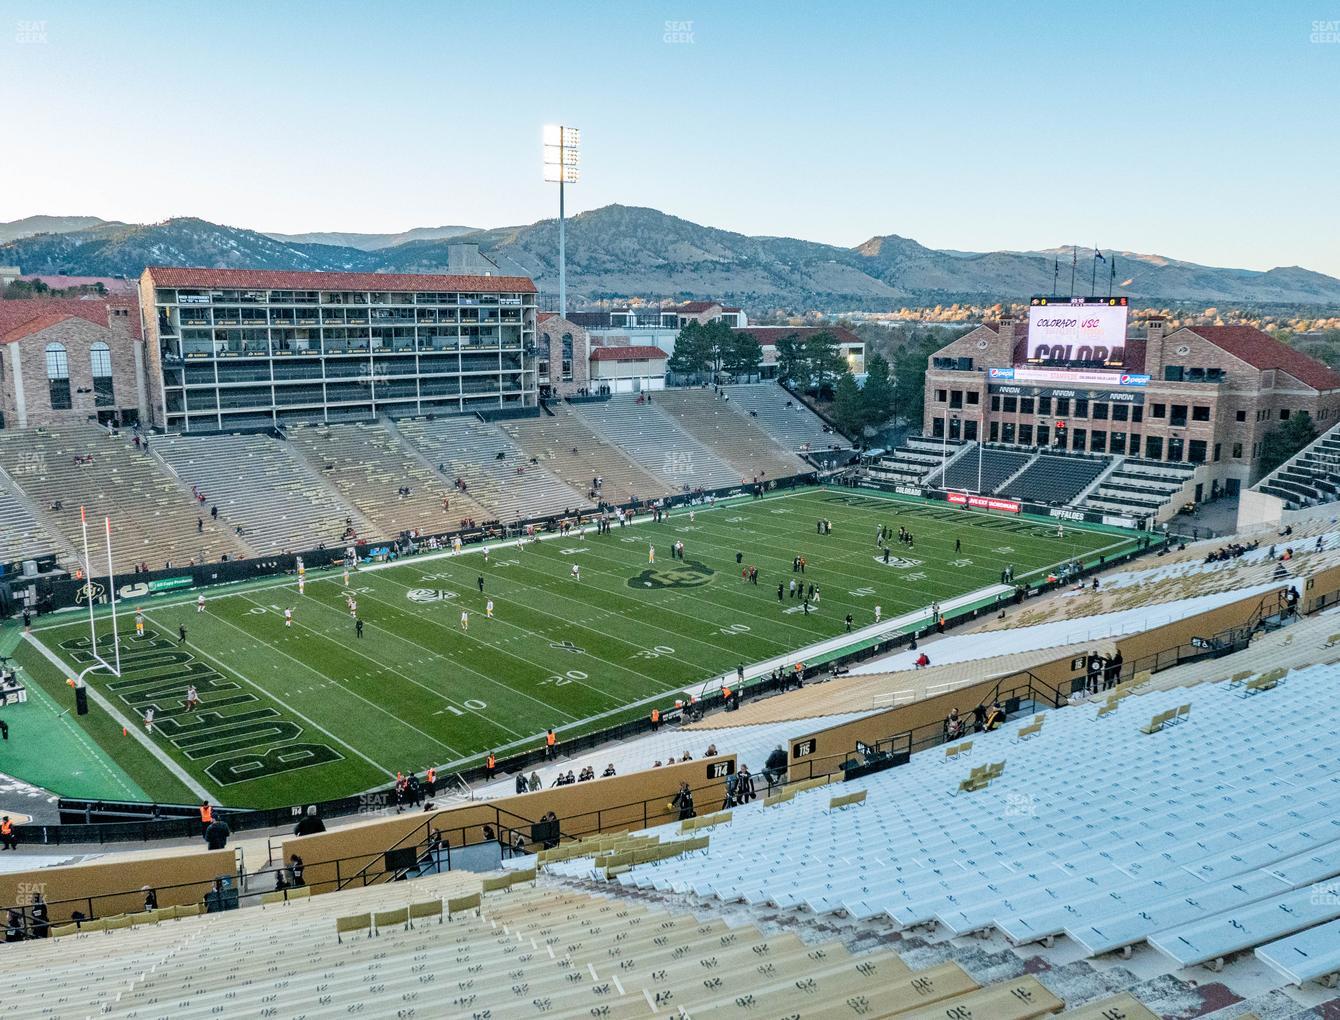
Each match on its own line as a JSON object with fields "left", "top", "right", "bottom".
{"left": 1255, "top": 916, "right": 1340, "bottom": 987}
{"left": 1149, "top": 885, "right": 1340, "bottom": 971}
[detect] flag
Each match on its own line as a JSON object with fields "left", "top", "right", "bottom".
{"left": 1094, "top": 249, "right": 1105, "bottom": 263}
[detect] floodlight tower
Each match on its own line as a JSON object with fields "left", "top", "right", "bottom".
{"left": 543, "top": 125, "right": 580, "bottom": 317}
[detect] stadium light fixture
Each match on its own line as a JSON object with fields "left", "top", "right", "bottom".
{"left": 543, "top": 125, "right": 580, "bottom": 317}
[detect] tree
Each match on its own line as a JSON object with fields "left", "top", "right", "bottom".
{"left": 668, "top": 321, "right": 712, "bottom": 380}
{"left": 722, "top": 332, "right": 763, "bottom": 381}
{"left": 1259, "top": 411, "right": 1318, "bottom": 476}
{"left": 892, "top": 332, "right": 945, "bottom": 427}
{"left": 830, "top": 373, "right": 865, "bottom": 437}
{"left": 805, "top": 330, "right": 847, "bottom": 397}
{"left": 701, "top": 319, "right": 736, "bottom": 377}
{"left": 861, "top": 352, "right": 895, "bottom": 427}
{"left": 774, "top": 333, "right": 805, "bottom": 385}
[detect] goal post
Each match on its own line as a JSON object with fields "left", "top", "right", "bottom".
{"left": 77, "top": 505, "right": 122, "bottom": 678}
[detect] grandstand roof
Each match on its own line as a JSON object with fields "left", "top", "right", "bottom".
{"left": 731, "top": 325, "right": 862, "bottom": 346}
{"left": 0, "top": 297, "right": 140, "bottom": 344}
{"left": 143, "top": 266, "right": 537, "bottom": 294}
{"left": 1181, "top": 324, "right": 1340, "bottom": 390}
{"left": 589, "top": 345, "right": 668, "bottom": 362}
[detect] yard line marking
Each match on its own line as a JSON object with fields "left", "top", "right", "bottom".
{"left": 190, "top": 609, "right": 439, "bottom": 771}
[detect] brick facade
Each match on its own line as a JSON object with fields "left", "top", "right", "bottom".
{"left": 0, "top": 299, "right": 147, "bottom": 429}
{"left": 923, "top": 317, "right": 1340, "bottom": 496}
{"left": 536, "top": 314, "right": 591, "bottom": 397}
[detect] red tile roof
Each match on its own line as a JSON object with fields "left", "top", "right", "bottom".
{"left": 1182, "top": 325, "right": 1340, "bottom": 391}
{"left": 537, "top": 311, "right": 557, "bottom": 323}
{"left": 589, "top": 345, "right": 668, "bottom": 362}
{"left": 731, "top": 326, "right": 862, "bottom": 346}
{"left": 0, "top": 297, "right": 140, "bottom": 344}
{"left": 144, "top": 266, "right": 537, "bottom": 294}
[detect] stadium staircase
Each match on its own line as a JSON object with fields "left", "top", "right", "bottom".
{"left": 1252, "top": 417, "right": 1340, "bottom": 510}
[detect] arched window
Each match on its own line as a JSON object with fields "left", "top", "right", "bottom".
{"left": 561, "top": 333, "right": 574, "bottom": 382}
{"left": 45, "top": 343, "right": 72, "bottom": 409}
{"left": 537, "top": 332, "right": 552, "bottom": 383}
{"left": 90, "top": 341, "right": 115, "bottom": 406}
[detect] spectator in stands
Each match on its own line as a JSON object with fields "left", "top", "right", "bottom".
{"left": 204, "top": 816, "right": 230, "bottom": 850}
{"left": 288, "top": 854, "right": 305, "bottom": 887}
{"left": 972, "top": 704, "right": 987, "bottom": 733}
{"left": 29, "top": 893, "right": 48, "bottom": 938}
{"left": 671, "top": 782, "right": 695, "bottom": 821}
{"left": 705, "top": 743, "right": 718, "bottom": 757}
{"left": 764, "top": 745, "right": 788, "bottom": 790}
{"left": 273, "top": 869, "right": 288, "bottom": 892}
{"left": 142, "top": 886, "right": 157, "bottom": 912}
{"left": 294, "top": 805, "right": 325, "bottom": 836}
{"left": 736, "top": 765, "right": 756, "bottom": 803}
{"left": 984, "top": 701, "right": 1006, "bottom": 731}
{"left": 945, "top": 708, "right": 963, "bottom": 740}
{"left": 602, "top": 763, "right": 616, "bottom": 777}
{"left": 515, "top": 773, "right": 527, "bottom": 795}
{"left": 914, "top": 652, "right": 930, "bottom": 669}
{"left": 5, "top": 908, "right": 23, "bottom": 941}
{"left": 528, "top": 772, "right": 542, "bottom": 792}
{"left": 510, "top": 830, "right": 528, "bottom": 856}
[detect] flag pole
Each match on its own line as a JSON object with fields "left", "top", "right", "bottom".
{"left": 1069, "top": 245, "right": 1077, "bottom": 297}
{"left": 1109, "top": 256, "right": 1116, "bottom": 299}
{"left": 1091, "top": 244, "right": 1099, "bottom": 296}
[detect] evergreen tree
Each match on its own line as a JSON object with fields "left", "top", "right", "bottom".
{"left": 861, "top": 352, "right": 895, "bottom": 426}
{"left": 830, "top": 373, "right": 865, "bottom": 437}
{"left": 723, "top": 331, "right": 763, "bottom": 381}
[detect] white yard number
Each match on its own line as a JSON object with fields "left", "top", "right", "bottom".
{"left": 543, "top": 670, "right": 589, "bottom": 687}
{"left": 718, "top": 623, "right": 751, "bottom": 636}
{"left": 441, "top": 699, "right": 488, "bottom": 716}
{"left": 632, "top": 645, "right": 675, "bottom": 661}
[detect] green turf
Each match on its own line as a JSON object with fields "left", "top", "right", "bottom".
{"left": 11, "top": 487, "right": 1141, "bottom": 808}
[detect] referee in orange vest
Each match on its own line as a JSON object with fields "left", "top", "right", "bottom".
{"left": 545, "top": 729, "right": 556, "bottom": 760}
{"left": 650, "top": 707, "right": 660, "bottom": 731}
{"left": 0, "top": 816, "right": 15, "bottom": 851}
{"left": 199, "top": 801, "right": 213, "bottom": 835}
{"left": 425, "top": 767, "right": 436, "bottom": 796}
{"left": 485, "top": 753, "right": 496, "bottom": 780}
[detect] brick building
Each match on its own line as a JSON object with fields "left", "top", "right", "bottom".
{"left": 535, "top": 312, "right": 591, "bottom": 397}
{"left": 923, "top": 316, "right": 1340, "bottom": 498}
{"left": 0, "top": 297, "right": 148, "bottom": 429}
{"left": 732, "top": 325, "right": 866, "bottom": 378}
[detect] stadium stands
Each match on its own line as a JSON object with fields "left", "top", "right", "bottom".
{"left": 721, "top": 383, "right": 851, "bottom": 453}
{"left": 651, "top": 388, "right": 812, "bottom": 481}
{"left": 501, "top": 403, "right": 667, "bottom": 505}
{"left": 999, "top": 453, "right": 1110, "bottom": 504}
{"left": 573, "top": 662, "right": 1340, "bottom": 973}
{"left": 1254, "top": 419, "right": 1340, "bottom": 509}
{"left": 869, "top": 436, "right": 962, "bottom": 486}
{"left": 0, "top": 839, "right": 1177, "bottom": 1018}
{"left": 154, "top": 432, "right": 363, "bottom": 554}
{"left": 570, "top": 395, "right": 743, "bottom": 490}
{"left": 0, "top": 424, "right": 250, "bottom": 572}
{"left": 934, "top": 444, "right": 1031, "bottom": 492}
{"left": 1082, "top": 458, "right": 1195, "bottom": 520}
{"left": 285, "top": 420, "right": 491, "bottom": 536}
{"left": 0, "top": 468, "right": 68, "bottom": 568}
{"left": 394, "top": 415, "right": 589, "bottom": 521}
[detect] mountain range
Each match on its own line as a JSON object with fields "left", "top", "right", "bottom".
{"left": 3, "top": 207, "right": 1338, "bottom": 310}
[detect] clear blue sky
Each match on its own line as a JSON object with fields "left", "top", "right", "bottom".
{"left": 3, "top": 0, "right": 1339, "bottom": 275}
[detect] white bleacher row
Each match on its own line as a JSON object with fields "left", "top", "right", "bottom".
{"left": 651, "top": 388, "right": 812, "bottom": 482}
{"left": 570, "top": 396, "right": 743, "bottom": 490}
{"left": 0, "top": 424, "right": 248, "bottom": 572}
{"left": 394, "top": 415, "right": 589, "bottom": 520}
{"left": 472, "top": 707, "right": 879, "bottom": 799}
{"left": 0, "top": 467, "right": 66, "bottom": 566}
{"left": 722, "top": 383, "right": 851, "bottom": 453}
{"left": 548, "top": 662, "right": 1340, "bottom": 981}
{"left": 154, "top": 432, "right": 356, "bottom": 553}
{"left": 1095, "top": 531, "right": 1340, "bottom": 593}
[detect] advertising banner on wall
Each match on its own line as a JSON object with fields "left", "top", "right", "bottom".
{"left": 947, "top": 492, "right": 1022, "bottom": 513}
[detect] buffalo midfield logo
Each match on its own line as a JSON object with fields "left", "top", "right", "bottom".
{"left": 630, "top": 559, "right": 715, "bottom": 590}
{"left": 550, "top": 641, "right": 585, "bottom": 654}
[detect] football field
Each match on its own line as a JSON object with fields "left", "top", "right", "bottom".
{"left": 14, "top": 487, "right": 1142, "bottom": 808}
